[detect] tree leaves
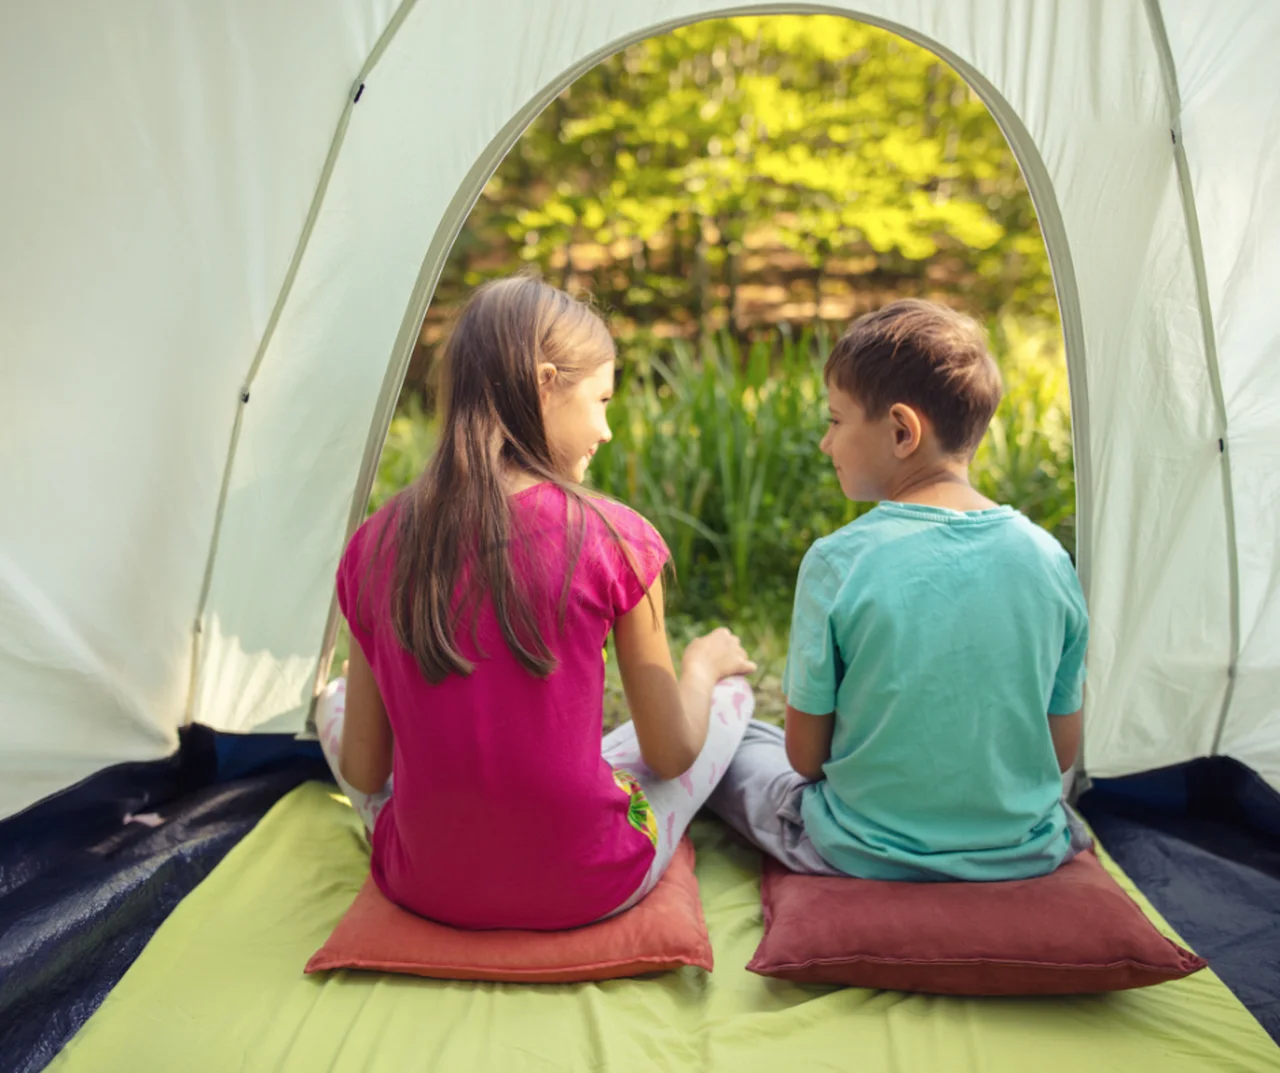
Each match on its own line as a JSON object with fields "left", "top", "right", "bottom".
{"left": 433, "top": 15, "right": 1053, "bottom": 340}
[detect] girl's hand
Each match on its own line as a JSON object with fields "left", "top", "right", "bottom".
{"left": 682, "top": 627, "right": 757, "bottom": 683}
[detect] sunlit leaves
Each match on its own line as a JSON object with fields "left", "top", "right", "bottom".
{"left": 450, "top": 14, "right": 1053, "bottom": 328}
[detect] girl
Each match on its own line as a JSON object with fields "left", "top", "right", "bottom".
{"left": 316, "top": 276, "right": 756, "bottom": 931}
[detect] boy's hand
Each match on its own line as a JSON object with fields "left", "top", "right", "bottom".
{"left": 682, "top": 627, "right": 757, "bottom": 683}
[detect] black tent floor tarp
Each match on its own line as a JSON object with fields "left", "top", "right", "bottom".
{"left": 1078, "top": 757, "right": 1280, "bottom": 1044}
{"left": 0, "top": 730, "right": 328, "bottom": 1073}
{"left": 1, "top": 743, "right": 1277, "bottom": 1073}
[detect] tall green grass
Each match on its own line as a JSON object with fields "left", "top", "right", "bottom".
{"left": 369, "top": 393, "right": 437, "bottom": 514}
{"left": 972, "top": 318, "right": 1075, "bottom": 552}
{"left": 589, "top": 318, "right": 1074, "bottom": 627}
{"left": 369, "top": 318, "right": 1075, "bottom": 634}
{"left": 591, "top": 328, "right": 859, "bottom": 626}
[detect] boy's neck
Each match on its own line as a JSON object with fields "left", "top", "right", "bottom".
{"left": 882, "top": 458, "right": 997, "bottom": 512}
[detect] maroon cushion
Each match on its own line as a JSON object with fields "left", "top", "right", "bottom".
{"left": 748, "top": 849, "right": 1207, "bottom": 995}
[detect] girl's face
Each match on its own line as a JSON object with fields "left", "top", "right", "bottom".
{"left": 540, "top": 358, "right": 615, "bottom": 482}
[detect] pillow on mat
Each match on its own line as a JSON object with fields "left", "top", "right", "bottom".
{"left": 748, "top": 849, "right": 1207, "bottom": 995}
{"left": 306, "top": 836, "right": 711, "bottom": 983}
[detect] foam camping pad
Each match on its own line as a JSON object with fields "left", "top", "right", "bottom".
{"left": 46, "top": 782, "right": 1280, "bottom": 1073}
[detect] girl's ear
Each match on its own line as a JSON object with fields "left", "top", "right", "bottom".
{"left": 888, "top": 403, "right": 923, "bottom": 458}
{"left": 536, "top": 362, "right": 558, "bottom": 394}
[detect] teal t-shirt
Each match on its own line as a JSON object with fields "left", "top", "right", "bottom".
{"left": 783, "top": 502, "right": 1088, "bottom": 882}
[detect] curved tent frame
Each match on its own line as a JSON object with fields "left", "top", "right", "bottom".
{"left": 2, "top": 0, "right": 1277, "bottom": 820}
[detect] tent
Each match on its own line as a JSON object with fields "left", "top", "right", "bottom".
{"left": 3, "top": 0, "right": 1279, "bottom": 1068}
{"left": 4, "top": 0, "right": 1279, "bottom": 822}
{"left": 4, "top": 0, "right": 1279, "bottom": 817}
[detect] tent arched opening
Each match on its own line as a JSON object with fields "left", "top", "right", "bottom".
{"left": 1, "top": 1, "right": 1274, "bottom": 824}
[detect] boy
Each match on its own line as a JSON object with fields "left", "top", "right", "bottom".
{"left": 708, "top": 299, "right": 1091, "bottom": 881}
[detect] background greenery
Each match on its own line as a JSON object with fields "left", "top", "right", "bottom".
{"left": 363, "top": 319, "right": 1071, "bottom": 724}
{"left": 404, "top": 16, "right": 1056, "bottom": 383}
{"left": 341, "top": 15, "right": 1072, "bottom": 725}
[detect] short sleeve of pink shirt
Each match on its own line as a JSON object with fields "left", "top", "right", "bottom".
{"left": 586, "top": 495, "right": 669, "bottom": 618}
{"left": 333, "top": 485, "right": 669, "bottom": 930}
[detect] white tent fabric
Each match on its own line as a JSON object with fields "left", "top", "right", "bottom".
{"left": 1159, "top": 2, "right": 1280, "bottom": 791}
{"left": 1, "top": 0, "right": 1276, "bottom": 821}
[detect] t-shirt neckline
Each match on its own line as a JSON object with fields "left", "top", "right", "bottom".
{"left": 873, "top": 501, "right": 1016, "bottom": 526}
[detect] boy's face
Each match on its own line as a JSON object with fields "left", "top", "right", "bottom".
{"left": 819, "top": 384, "right": 899, "bottom": 501}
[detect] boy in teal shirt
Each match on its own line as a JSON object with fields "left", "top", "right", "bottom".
{"left": 708, "top": 299, "right": 1091, "bottom": 881}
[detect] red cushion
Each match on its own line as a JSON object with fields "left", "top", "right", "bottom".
{"left": 748, "top": 849, "right": 1207, "bottom": 995}
{"left": 305, "top": 836, "right": 711, "bottom": 983}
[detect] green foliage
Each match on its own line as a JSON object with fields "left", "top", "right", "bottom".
{"left": 590, "top": 328, "right": 860, "bottom": 624}
{"left": 973, "top": 319, "right": 1076, "bottom": 552}
{"left": 351, "top": 15, "right": 1073, "bottom": 719}
{"left": 431, "top": 14, "right": 1054, "bottom": 341}
{"left": 369, "top": 394, "right": 436, "bottom": 513}
{"left": 372, "top": 324, "right": 1075, "bottom": 635}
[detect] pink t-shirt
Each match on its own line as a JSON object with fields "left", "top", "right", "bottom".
{"left": 335, "top": 483, "right": 669, "bottom": 930}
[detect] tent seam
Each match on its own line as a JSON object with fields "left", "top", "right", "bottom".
{"left": 1141, "top": 0, "right": 1241, "bottom": 757}
{"left": 185, "top": 0, "right": 422, "bottom": 726}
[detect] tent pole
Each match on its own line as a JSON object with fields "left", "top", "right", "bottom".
{"left": 1141, "top": 0, "right": 1241, "bottom": 757}
{"left": 187, "top": 0, "right": 422, "bottom": 727}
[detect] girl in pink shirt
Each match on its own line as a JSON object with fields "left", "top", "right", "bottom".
{"left": 315, "top": 277, "right": 756, "bottom": 930}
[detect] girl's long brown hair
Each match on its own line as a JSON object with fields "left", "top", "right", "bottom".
{"left": 364, "top": 276, "right": 634, "bottom": 683}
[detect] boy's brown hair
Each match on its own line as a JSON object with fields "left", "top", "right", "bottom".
{"left": 825, "top": 299, "right": 1003, "bottom": 456}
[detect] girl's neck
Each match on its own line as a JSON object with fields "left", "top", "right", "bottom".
{"left": 502, "top": 470, "right": 538, "bottom": 495}
{"left": 501, "top": 467, "right": 551, "bottom": 497}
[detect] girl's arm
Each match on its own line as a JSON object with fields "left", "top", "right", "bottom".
{"left": 613, "top": 574, "right": 755, "bottom": 780}
{"left": 340, "top": 636, "right": 394, "bottom": 794}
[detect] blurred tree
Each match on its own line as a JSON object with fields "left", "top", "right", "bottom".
{"left": 415, "top": 15, "right": 1056, "bottom": 391}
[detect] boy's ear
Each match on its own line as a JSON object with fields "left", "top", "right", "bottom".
{"left": 888, "top": 403, "right": 923, "bottom": 458}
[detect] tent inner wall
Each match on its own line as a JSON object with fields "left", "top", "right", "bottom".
{"left": 197, "top": 0, "right": 1230, "bottom": 783}
{"left": 1, "top": 0, "right": 1267, "bottom": 821}
{"left": 0, "top": 1, "right": 397, "bottom": 821}
{"left": 1160, "top": 2, "right": 1280, "bottom": 790}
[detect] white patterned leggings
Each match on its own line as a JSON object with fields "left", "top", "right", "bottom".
{"left": 314, "top": 675, "right": 755, "bottom": 916}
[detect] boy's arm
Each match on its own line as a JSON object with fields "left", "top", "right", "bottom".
{"left": 785, "top": 704, "right": 834, "bottom": 781}
{"left": 1049, "top": 708, "right": 1082, "bottom": 773}
{"left": 1048, "top": 552, "right": 1088, "bottom": 776}
{"left": 782, "top": 546, "right": 841, "bottom": 781}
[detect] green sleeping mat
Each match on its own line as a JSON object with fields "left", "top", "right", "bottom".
{"left": 47, "top": 782, "right": 1279, "bottom": 1073}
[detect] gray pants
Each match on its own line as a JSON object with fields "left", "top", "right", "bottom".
{"left": 705, "top": 720, "right": 841, "bottom": 874}
{"left": 706, "top": 720, "right": 1093, "bottom": 877}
